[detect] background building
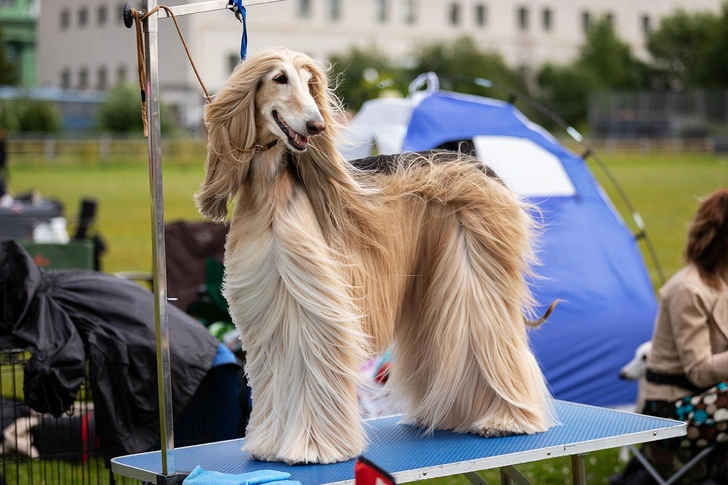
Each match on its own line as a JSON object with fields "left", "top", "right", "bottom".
{"left": 0, "top": 0, "right": 38, "bottom": 87}
{"left": 37, "top": 0, "right": 724, "bottom": 130}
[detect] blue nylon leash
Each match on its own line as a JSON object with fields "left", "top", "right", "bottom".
{"left": 229, "top": 0, "right": 248, "bottom": 60}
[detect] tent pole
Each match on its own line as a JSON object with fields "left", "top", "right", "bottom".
{"left": 144, "top": 0, "right": 176, "bottom": 476}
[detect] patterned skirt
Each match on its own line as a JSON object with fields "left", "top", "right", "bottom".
{"left": 640, "top": 381, "right": 728, "bottom": 484}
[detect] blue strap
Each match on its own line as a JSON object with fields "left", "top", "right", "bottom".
{"left": 230, "top": 0, "right": 248, "bottom": 60}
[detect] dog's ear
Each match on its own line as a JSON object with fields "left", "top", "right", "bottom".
{"left": 194, "top": 71, "right": 259, "bottom": 222}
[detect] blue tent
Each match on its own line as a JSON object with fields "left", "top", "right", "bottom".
{"left": 402, "top": 91, "right": 657, "bottom": 408}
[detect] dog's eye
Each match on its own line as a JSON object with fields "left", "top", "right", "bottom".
{"left": 273, "top": 74, "right": 288, "bottom": 85}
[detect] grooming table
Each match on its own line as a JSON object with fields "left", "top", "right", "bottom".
{"left": 111, "top": 401, "right": 685, "bottom": 485}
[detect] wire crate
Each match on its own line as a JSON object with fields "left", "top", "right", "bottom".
{"left": 0, "top": 349, "right": 139, "bottom": 485}
{"left": 0, "top": 346, "right": 248, "bottom": 485}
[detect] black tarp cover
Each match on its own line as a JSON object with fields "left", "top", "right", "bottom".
{"left": 0, "top": 239, "right": 220, "bottom": 459}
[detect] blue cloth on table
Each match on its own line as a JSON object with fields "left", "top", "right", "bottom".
{"left": 182, "top": 466, "right": 301, "bottom": 485}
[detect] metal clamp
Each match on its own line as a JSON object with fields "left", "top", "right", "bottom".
{"left": 227, "top": 0, "right": 244, "bottom": 22}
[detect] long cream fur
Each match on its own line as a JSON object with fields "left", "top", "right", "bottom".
{"left": 195, "top": 47, "right": 557, "bottom": 465}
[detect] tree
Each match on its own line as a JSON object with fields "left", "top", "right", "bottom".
{"left": 0, "top": 99, "right": 61, "bottom": 133}
{"left": 16, "top": 100, "right": 61, "bottom": 132}
{"left": 0, "top": 25, "right": 17, "bottom": 86}
{"left": 328, "top": 46, "right": 398, "bottom": 112}
{"left": 99, "top": 83, "right": 178, "bottom": 134}
{"left": 537, "top": 64, "right": 598, "bottom": 128}
{"left": 646, "top": 9, "right": 720, "bottom": 90}
{"left": 407, "top": 37, "right": 528, "bottom": 100}
{"left": 577, "top": 17, "right": 650, "bottom": 90}
{"left": 694, "top": 3, "right": 728, "bottom": 88}
{"left": 536, "top": 16, "right": 651, "bottom": 128}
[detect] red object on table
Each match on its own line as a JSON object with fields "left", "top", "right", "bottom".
{"left": 355, "top": 456, "right": 396, "bottom": 485}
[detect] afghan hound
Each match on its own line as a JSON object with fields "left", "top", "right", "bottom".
{"left": 195, "top": 47, "right": 557, "bottom": 465}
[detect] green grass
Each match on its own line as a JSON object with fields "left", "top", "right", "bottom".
{"left": 10, "top": 151, "right": 727, "bottom": 281}
{"left": 5, "top": 150, "right": 727, "bottom": 484}
{"left": 587, "top": 153, "right": 727, "bottom": 287}
{"left": 11, "top": 163, "right": 206, "bottom": 275}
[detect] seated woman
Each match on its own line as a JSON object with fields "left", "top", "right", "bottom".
{"left": 618, "top": 188, "right": 728, "bottom": 485}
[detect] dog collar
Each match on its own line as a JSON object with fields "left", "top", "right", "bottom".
{"left": 235, "top": 139, "right": 279, "bottom": 153}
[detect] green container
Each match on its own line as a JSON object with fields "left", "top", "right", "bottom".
{"left": 19, "top": 240, "right": 95, "bottom": 270}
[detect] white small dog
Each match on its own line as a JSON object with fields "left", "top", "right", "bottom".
{"left": 619, "top": 341, "right": 652, "bottom": 381}
{"left": 618, "top": 341, "right": 652, "bottom": 463}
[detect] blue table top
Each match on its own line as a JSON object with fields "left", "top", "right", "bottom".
{"left": 111, "top": 400, "right": 685, "bottom": 484}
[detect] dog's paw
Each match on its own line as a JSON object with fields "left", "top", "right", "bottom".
{"left": 244, "top": 438, "right": 361, "bottom": 465}
{"left": 471, "top": 417, "right": 525, "bottom": 438}
{"left": 475, "top": 427, "right": 519, "bottom": 438}
{"left": 278, "top": 448, "right": 358, "bottom": 465}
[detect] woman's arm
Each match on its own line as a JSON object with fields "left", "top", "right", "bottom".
{"left": 671, "top": 286, "right": 728, "bottom": 387}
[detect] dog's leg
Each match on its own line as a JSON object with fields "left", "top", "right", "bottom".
{"left": 391, "top": 195, "right": 556, "bottom": 437}
{"left": 225, "top": 186, "right": 366, "bottom": 465}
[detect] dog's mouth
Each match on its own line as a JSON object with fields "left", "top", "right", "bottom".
{"left": 273, "top": 110, "right": 309, "bottom": 151}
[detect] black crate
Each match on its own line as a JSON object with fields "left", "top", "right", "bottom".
{"left": 0, "top": 349, "right": 140, "bottom": 485}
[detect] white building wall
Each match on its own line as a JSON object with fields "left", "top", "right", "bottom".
{"left": 38, "top": 0, "right": 724, "bottom": 129}
{"left": 193, "top": 0, "right": 723, "bottom": 90}
{"left": 37, "top": 0, "right": 200, "bottom": 128}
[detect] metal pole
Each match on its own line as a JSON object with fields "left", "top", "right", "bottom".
{"left": 144, "top": 0, "right": 175, "bottom": 476}
{"left": 463, "top": 471, "right": 489, "bottom": 485}
{"left": 571, "top": 454, "right": 587, "bottom": 485}
{"left": 157, "top": 0, "right": 283, "bottom": 18}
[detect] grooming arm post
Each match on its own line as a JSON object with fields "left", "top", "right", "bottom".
{"left": 156, "top": 0, "right": 283, "bottom": 18}
{"left": 143, "top": 0, "right": 175, "bottom": 477}
{"left": 129, "top": 0, "right": 286, "bottom": 478}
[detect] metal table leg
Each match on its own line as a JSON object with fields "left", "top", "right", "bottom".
{"left": 572, "top": 454, "right": 587, "bottom": 485}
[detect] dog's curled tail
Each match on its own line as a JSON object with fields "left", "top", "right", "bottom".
{"left": 525, "top": 299, "right": 560, "bottom": 328}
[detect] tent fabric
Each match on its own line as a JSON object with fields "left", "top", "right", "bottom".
{"left": 338, "top": 97, "right": 415, "bottom": 160}
{"left": 361, "top": 91, "right": 657, "bottom": 408}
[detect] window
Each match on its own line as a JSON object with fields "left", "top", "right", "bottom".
{"left": 117, "top": 65, "right": 127, "bottom": 85}
{"left": 517, "top": 6, "right": 529, "bottom": 31}
{"left": 98, "top": 5, "right": 108, "bottom": 26}
{"left": 581, "top": 11, "right": 591, "bottom": 33}
{"left": 61, "top": 69, "right": 71, "bottom": 89}
{"left": 403, "top": 0, "right": 417, "bottom": 24}
{"left": 298, "top": 0, "right": 311, "bottom": 18}
{"left": 78, "top": 7, "right": 88, "bottom": 28}
{"left": 449, "top": 3, "right": 460, "bottom": 26}
{"left": 542, "top": 8, "right": 552, "bottom": 31}
{"left": 228, "top": 53, "right": 239, "bottom": 74}
{"left": 60, "top": 9, "right": 70, "bottom": 30}
{"left": 376, "top": 0, "right": 388, "bottom": 23}
{"left": 475, "top": 3, "right": 486, "bottom": 27}
{"left": 78, "top": 68, "right": 89, "bottom": 90}
{"left": 641, "top": 14, "right": 651, "bottom": 35}
{"left": 605, "top": 12, "right": 614, "bottom": 26}
{"left": 97, "top": 67, "right": 108, "bottom": 90}
{"left": 329, "top": 0, "right": 341, "bottom": 20}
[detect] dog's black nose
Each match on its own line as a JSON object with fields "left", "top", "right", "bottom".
{"left": 306, "top": 120, "right": 325, "bottom": 135}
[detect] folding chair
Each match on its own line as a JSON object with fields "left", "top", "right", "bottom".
{"left": 627, "top": 444, "right": 716, "bottom": 485}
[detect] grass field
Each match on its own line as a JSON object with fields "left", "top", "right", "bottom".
{"left": 10, "top": 151, "right": 726, "bottom": 283}
{"left": 5, "top": 150, "right": 728, "bottom": 484}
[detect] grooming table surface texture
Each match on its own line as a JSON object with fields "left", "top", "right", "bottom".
{"left": 111, "top": 401, "right": 685, "bottom": 484}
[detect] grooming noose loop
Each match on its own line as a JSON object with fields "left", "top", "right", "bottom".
{"left": 124, "top": 3, "right": 246, "bottom": 136}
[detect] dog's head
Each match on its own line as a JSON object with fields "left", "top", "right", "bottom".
{"left": 195, "top": 48, "right": 337, "bottom": 221}
{"left": 618, "top": 341, "right": 652, "bottom": 381}
{"left": 253, "top": 54, "right": 326, "bottom": 153}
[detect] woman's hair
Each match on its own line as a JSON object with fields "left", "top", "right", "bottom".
{"left": 685, "top": 188, "right": 728, "bottom": 289}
